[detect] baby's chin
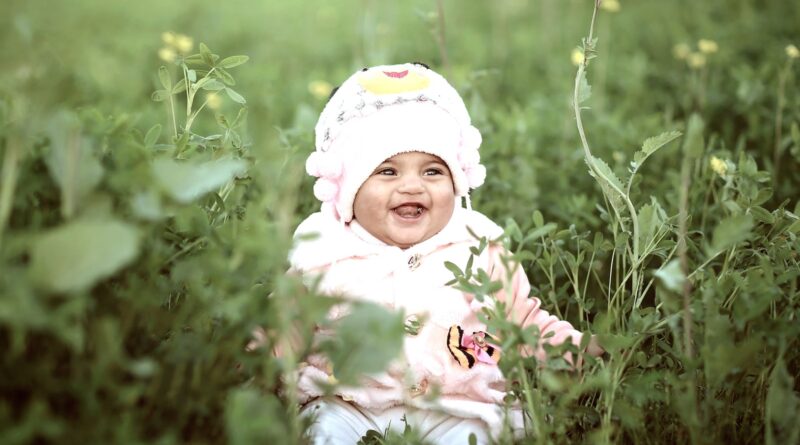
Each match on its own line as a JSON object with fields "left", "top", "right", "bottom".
{"left": 387, "top": 234, "right": 427, "bottom": 249}
{"left": 385, "top": 227, "right": 440, "bottom": 249}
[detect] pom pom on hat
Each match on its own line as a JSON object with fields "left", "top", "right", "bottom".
{"left": 318, "top": 155, "right": 343, "bottom": 179}
{"left": 306, "top": 152, "right": 343, "bottom": 179}
{"left": 466, "top": 164, "right": 486, "bottom": 188}
{"left": 305, "top": 152, "right": 322, "bottom": 177}
{"left": 462, "top": 125, "right": 482, "bottom": 150}
{"left": 458, "top": 148, "right": 480, "bottom": 169}
{"left": 313, "top": 178, "right": 339, "bottom": 202}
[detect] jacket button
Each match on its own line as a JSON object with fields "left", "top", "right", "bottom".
{"left": 404, "top": 314, "right": 423, "bottom": 336}
{"left": 408, "top": 253, "right": 421, "bottom": 270}
{"left": 408, "top": 378, "right": 428, "bottom": 397}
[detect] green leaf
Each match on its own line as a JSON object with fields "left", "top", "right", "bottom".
{"left": 587, "top": 155, "right": 624, "bottom": 195}
{"left": 631, "top": 130, "right": 682, "bottom": 173}
{"left": 194, "top": 77, "right": 224, "bottom": 91}
{"left": 640, "top": 131, "right": 683, "bottom": 158}
{"left": 158, "top": 66, "right": 171, "bottom": 89}
{"left": 790, "top": 122, "right": 800, "bottom": 161}
{"left": 596, "top": 333, "right": 637, "bottom": 352}
{"left": 187, "top": 69, "right": 197, "bottom": 82}
{"left": 30, "top": 219, "right": 140, "bottom": 293}
{"left": 45, "top": 112, "right": 104, "bottom": 216}
{"left": 218, "top": 68, "right": 235, "bottom": 85}
{"left": 709, "top": 214, "right": 754, "bottom": 255}
{"left": 231, "top": 107, "right": 248, "bottom": 129}
{"left": 192, "top": 77, "right": 211, "bottom": 90}
{"left": 153, "top": 158, "right": 246, "bottom": 203}
{"left": 199, "top": 42, "right": 214, "bottom": 66}
{"left": 586, "top": 155, "right": 626, "bottom": 217}
{"left": 216, "top": 114, "right": 230, "bottom": 129}
{"left": 151, "top": 89, "right": 169, "bottom": 102}
{"left": 230, "top": 131, "right": 242, "bottom": 149}
{"left": 226, "top": 390, "right": 287, "bottom": 444}
{"left": 532, "top": 210, "right": 544, "bottom": 228}
{"left": 172, "top": 78, "right": 187, "bottom": 95}
{"left": 218, "top": 55, "right": 250, "bottom": 69}
{"left": 654, "top": 259, "right": 685, "bottom": 293}
{"left": 144, "top": 124, "right": 161, "bottom": 147}
{"left": 225, "top": 87, "right": 246, "bottom": 104}
{"left": 322, "top": 303, "right": 405, "bottom": 385}
{"left": 201, "top": 79, "right": 226, "bottom": 91}
{"left": 749, "top": 206, "right": 775, "bottom": 224}
{"left": 638, "top": 197, "right": 667, "bottom": 252}
{"left": 503, "top": 218, "right": 523, "bottom": 242}
{"left": 577, "top": 70, "right": 592, "bottom": 104}
{"left": 523, "top": 223, "right": 557, "bottom": 243}
{"left": 130, "top": 190, "right": 163, "bottom": 221}
{"left": 444, "top": 261, "right": 464, "bottom": 278}
{"left": 682, "top": 113, "right": 705, "bottom": 159}
{"left": 766, "top": 356, "right": 800, "bottom": 445}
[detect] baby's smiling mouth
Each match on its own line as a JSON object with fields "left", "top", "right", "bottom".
{"left": 393, "top": 203, "right": 426, "bottom": 218}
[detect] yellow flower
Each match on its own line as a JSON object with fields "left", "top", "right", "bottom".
{"left": 698, "top": 39, "right": 718, "bottom": 54}
{"left": 571, "top": 48, "right": 585, "bottom": 66}
{"left": 687, "top": 52, "right": 706, "bottom": 69}
{"left": 673, "top": 43, "right": 691, "bottom": 60}
{"left": 787, "top": 44, "right": 800, "bottom": 59}
{"left": 710, "top": 156, "right": 728, "bottom": 176}
{"left": 161, "top": 31, "right": 176, "bottom": 46}
{"left": 158, "top": 47, "right": 177, "bottom": 63}
{"left": 600, "top": 0, "right": 621, "bottom": 13}
{"left": 308, "top": 80, "right": 333, "bottom": 100}
{"left": 206, "top": 92, "right": 222, "bottom": 110}
{"left": 174, "top": 34, "right": 194, "bottom": 54}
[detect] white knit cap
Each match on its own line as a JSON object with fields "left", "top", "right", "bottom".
{"left": 306, "top": 62, "right": 485, "bottom": 222}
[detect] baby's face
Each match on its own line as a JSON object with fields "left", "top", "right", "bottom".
{"left": 353, "top": 152, "right": 455, "bottom": 249}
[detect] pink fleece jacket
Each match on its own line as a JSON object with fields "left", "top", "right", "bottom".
{"left": 288, "top": 206, "right": 585, "bottom": 432}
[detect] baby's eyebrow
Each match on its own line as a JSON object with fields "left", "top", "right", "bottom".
{"left": 426, "top": 160, "right": 449, "bottom": 169}
{"left": 371, "top": 162, "right": 395, "bottom": 173}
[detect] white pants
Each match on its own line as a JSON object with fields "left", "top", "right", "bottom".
{"left": 302, "top": 397, "right": 494, "bottom": 444}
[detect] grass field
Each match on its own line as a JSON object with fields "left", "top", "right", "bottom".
{"left": 1, "top": 0, "right": 799, "bottom": 443}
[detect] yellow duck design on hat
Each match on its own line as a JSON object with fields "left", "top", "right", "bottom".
{"left": 357, "top": 64, "right": 431, "bottom": 95}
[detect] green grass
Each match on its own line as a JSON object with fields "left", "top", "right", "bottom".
{"left": 1, "top": 0, "right": 799, "bottom": 443}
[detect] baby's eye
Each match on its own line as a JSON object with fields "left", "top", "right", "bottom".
{"left": 423, "top": 168, "right": 444, "bottom": 176}
{"left": 376, "top": 168, "right": 396, "bottom": 176}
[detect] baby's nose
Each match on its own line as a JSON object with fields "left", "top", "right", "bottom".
{"left": 398, "top": 174, "right": 424, "bottom": 192}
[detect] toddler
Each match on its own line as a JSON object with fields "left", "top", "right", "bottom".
{"left": 289, "top": 62, "right": 601, "bottom": 444}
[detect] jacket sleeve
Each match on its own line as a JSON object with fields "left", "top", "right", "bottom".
{"left": 486, "top": 244, "right": 585, "bottom": 363}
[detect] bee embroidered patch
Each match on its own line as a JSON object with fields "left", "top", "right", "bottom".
{"left": 447, "top": 325, "right": 501, "bottom": 369}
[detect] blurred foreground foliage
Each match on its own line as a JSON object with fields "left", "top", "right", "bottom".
{"left": 1, "top": 0, "right": 799, "bottom": 443}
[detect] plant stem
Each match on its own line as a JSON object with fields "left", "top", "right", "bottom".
{"left": 678, "top": 159, "right": 693, "bottom": 360}
{"left": 518, "top": 363, "right": 543, "bottom": 443}
{"left": 185, "top": 98, "right": 210, "bottom": 134}
{"left": 0, "top": 134, "right": 20, "bottom": 250}
{"left": 773, "top": 59, "right": 793, "bottom": 185}
{"left": 62, "top": 128, "right": 80, "bottom": 220}
{"left": 573, "top": 1, "right": 641, "bottom": 305}
{"left": 435, "top": 0, "right": 451, "bottom": 75}
{"left": 167, "top": 93, "right": 178, "bottom": 140}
